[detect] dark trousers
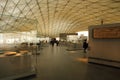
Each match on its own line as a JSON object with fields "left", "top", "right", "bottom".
{"left": 83, "top": 48, "right": 87, "bottom": 53}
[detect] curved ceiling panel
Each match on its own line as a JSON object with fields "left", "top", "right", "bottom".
{"left": 0, "top": 0, "right": 120, "bottom": 37}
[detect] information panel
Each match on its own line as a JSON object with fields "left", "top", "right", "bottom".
{"left": 93, "top": 27, "right": 120, "bottom": 38}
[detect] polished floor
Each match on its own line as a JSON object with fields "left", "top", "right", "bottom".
{"left": 21, "top": 44, "right": 120, "bottom": 80}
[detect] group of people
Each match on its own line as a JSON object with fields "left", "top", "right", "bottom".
{"left": 50, "top": 38, "right": 59, "bottom": 47}
{"left": 49, "top": 38, "right": 88, "bottom": 53}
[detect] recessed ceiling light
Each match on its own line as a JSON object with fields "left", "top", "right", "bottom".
{"left": 88, "top": 0, "right": 99, "bottom": 2}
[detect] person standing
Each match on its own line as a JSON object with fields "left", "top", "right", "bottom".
{"left": 50, "top": 38, "right": 56, "bottom": 47}
{"left": 50, "top": 40, "right": 55, "bottom": 47}
{"left": 56, "top": 40, "right": 59, "bottom": 46}
{"left": 83, "top": 39, "right": 88, "bottom": 53}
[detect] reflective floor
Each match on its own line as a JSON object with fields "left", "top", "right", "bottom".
{"left": 21, "top": 44, "right": 120, "bottom": 80}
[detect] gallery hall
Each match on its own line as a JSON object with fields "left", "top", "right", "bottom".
{"left": 0, "top": 0, "right": 120, "bottom": 80}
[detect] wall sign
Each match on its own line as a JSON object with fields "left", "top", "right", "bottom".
{"left": 93, "top": 27, "right": 120, "bottom": 38}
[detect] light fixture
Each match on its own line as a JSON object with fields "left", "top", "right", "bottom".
{"left": 15, "top": 19, "right": 18, "bottom": 22}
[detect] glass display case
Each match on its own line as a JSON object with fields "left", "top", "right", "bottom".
{"left": 0, "top": 30, "right": 38, "bottom": 80}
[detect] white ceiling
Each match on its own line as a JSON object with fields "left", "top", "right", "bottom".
{"left": 0, "top": 0, "right": 120, "bottom": 37}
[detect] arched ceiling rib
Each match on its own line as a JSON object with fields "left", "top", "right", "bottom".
{"left": 0, "top": 0, "right": 120, "bottom": 37}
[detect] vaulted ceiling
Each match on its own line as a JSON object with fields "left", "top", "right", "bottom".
{"left": 0, "top": 0, "right": 120, "bottom": 37}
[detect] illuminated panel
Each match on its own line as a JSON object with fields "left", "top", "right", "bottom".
{"left": 93, "top": 27, "right": 120, "bottom": 39}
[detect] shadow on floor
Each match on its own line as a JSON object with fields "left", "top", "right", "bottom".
{"left": 15, "top": 74, "right": 37, "bottom": 80}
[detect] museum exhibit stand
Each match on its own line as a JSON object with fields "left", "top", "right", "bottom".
{"left": 88, "top": 23, "right": 120, "bottom": 68}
